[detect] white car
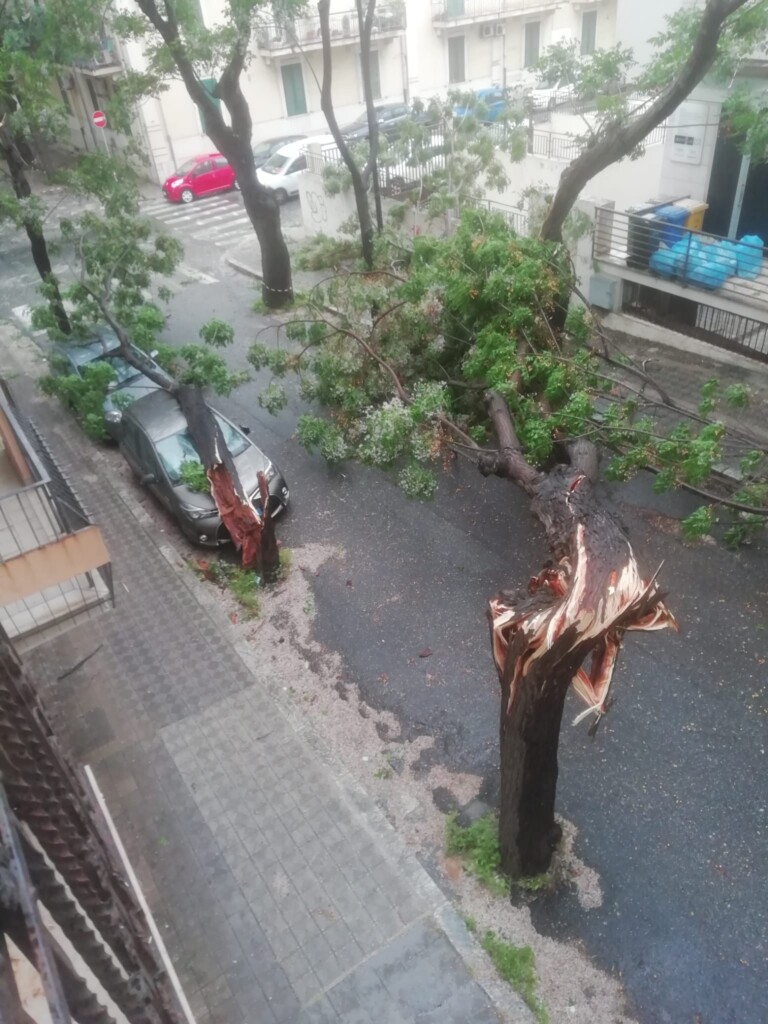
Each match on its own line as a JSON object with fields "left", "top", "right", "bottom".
{"left": 255, "top": 139, "right": 311, "bottom": 203}
{"left": 529, "top": 79, "right": 577, "bottom": 110}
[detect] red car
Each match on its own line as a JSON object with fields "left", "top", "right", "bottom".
{"left": 162, "top": 153, "right": 237, "bottom": 204}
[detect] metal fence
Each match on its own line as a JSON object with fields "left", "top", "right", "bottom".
{"left": 257, "top": 5, "right": 405, "bottom": 50}
{"left": 432, "top": 0, "right": 557, "bottom": 20}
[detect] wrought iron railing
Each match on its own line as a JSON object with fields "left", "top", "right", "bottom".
{"left": 432, "top": 0, "right": 558, "bottom": 20}
{"left": 257, "top": 5, "right": 405, "bottom": 50}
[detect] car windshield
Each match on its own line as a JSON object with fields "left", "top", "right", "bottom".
{"left": 253, "top": 141, "right": 273, "bottom": 159}
{"left": 173, "top": 158, "right": 197, "bottom": 176}
{"left": 262, "top": 153, "right": 289, "bottom": 174}
{"left": 101, "top": 354, "right": 143, "bottom": 385}
{"left": 156, "top": 416, "right": 250, "bottom": 483}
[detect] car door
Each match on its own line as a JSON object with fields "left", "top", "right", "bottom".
{"left": 190, "top": 160, "right": 214, "bottom": 196}
{"left": 283, "top": 154, "right": 307, "bottom": 195}
{"left": 135, "top": 429, "right": 174, "bottom": 510}
{"left": 120, "top": 418, "right": 144, "bottom": 477}
{"left": 211, "top": 155, "right": 233, "bottom": 191}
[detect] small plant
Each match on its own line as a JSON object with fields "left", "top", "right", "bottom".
{"left": 481, "top": 931, "right": 548, "bottom": 1024}
{"left": 296, "top": 233, "right": 360, "bottom": 271}
{"left": 445, "top": 813, "right": 507, "bottom": 897}
{"left": 374, "top": 765, "right": 393, "bottom": 780}
{"left": 463, "top": 914, "right": 477, "bottom": 934}
{"left": 227, "top": 567, "right": 262, "bottom": 619}
{"left": 40, "top": 362, "right": 116, "bottom": 441}
{"left": 179, "top": 459, "right": 210, "bottom": 493}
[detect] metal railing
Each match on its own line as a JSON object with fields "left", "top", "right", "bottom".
{"left": 257, "top": 5, "right": 405, "bottom": 50}
{"left": 432, "top": 0, "right": 558, "bottom": 20}
{"left": 73, "top": 35, "right": 120, "bottom": 71}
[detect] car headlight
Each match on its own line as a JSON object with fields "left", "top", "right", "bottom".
{"left": 104, "top": 410, "right": 123, "bottom": 424}
{"left": 180, "top": 505, "right": 219, "bottom": 521}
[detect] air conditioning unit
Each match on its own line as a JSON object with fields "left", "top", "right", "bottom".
{"left": 481, "top": 23, "right": 494, "bottom": 38}
{"left": 495, "top": 23, "right": 504, "bottom": 36}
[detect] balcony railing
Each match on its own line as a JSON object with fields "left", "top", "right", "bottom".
{"left": 0, "top": 392, "right": 113, "bottom": 652}
{"left": 73, "top": 36, "right": 121, "bottom": 73}
{"left": 432, "top": 0, "right": 559, "bottom": 24}
{"left": 257, "top": 6, "right": 405, "bottom": 53}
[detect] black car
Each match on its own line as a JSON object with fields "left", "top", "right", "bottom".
{"left": 119, "top": 389, "right": 289, "bottom": 547}
{"left": 50, "top": 329, "right": 173, "bottom": 441}
{"left": 252, "top": 134, "right": 307, "bottom": 168}
{"left": 341, "top": 102, "right": 412, "bottom": 141}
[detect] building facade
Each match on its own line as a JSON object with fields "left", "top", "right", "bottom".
{"left": 55, "top": 0, "right": 682, "bottom": 184}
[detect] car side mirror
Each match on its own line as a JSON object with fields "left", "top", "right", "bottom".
{"left": 140, "top": 472, "right": 157, "bottom": 486}
{"left": 238, "top": 424, "right": 251, "bottom": 435}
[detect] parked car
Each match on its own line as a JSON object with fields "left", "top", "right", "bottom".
{"left": 119, "top": 389, "right": 289, "bottom": 546}
{"left": 453, "top": 87, "right": 510, "bottom": 123}
{"left": 529, "top": 78, "right": 577, "bottom": 110}
{"left": 341, "top": 101, "right": 412, "bottom": 141}
{"left": 252, "top": 134, "right": 307, "bottom": 169}
{"left": 162, "top": 153, "right": 236, "bottom": 203}
{"left": 255, "top": 138, "right": 316, "bottom": 203}
{"left": 50, "top": 330, "right": 173, "bottom": 441}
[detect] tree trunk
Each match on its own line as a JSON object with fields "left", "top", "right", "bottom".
{"left": 134, "top": 0, "right": 293, "bottom": 307}
{"left": 540, "top": 0, "right": 752, "bottom": 241}
{"left": 483, "top": 396, "right": 676, "bottom": 877}
{"left": 1, "top": 135, "right": 70, "bottom": 335}
{"left": 357, "top": 0, "right": 384, "bottom": 234}
{"left": 318, "top": 0, "right": 375, "bottom": 269}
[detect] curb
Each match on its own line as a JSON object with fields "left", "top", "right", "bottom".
{"left": 226, "top": 256, "right": 263, "bottom": 282}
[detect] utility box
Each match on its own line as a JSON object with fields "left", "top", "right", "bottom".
{"left": 589, "top": 274, "right": 619, "bottom": 311}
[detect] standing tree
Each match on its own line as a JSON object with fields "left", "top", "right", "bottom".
{"left": 539, "top": 0, "right": 768, "bottom": 240}
{"left": 247, "top": 209, "right": 767, "bottom": 875}
{"left": 36, "top": 154, "right": 279, "bottom": 575}
{"left": 317, "top": 0, "right": 380, "bottom": 269}
{"left": 114, "top": 0, "right": 305, "bottom": 308}
{"left": 0, "top": 0, "right": 109, "bottom": 333}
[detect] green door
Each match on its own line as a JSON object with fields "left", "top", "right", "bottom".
{"left": 281, "top": 63, "right": 307, "bottom": 117}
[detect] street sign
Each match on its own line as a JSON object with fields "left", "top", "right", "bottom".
{"left": 92, "top": 110, "right": 107, "bottom": 129}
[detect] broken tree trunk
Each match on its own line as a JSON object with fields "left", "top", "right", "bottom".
{"left": 481, "top": 395, "right": 676, "bottom": 877}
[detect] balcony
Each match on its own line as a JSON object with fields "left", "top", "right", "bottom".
{"left": 73, "top": 35, "right": 121, "bottom": 76}
{"left": 431, "top": 0, "right": 560, "bottom": 28}
{"left": 256, "top": 5, "right": 405, "bottom": 56}
{"left": 0, "top": 385, "right": 113, "bottom": 653}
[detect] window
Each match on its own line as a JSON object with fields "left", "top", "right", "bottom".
{"left": 365, "top": 51, "right": 382, "bottom": 101}
{"left": 448, "top": 36, "right": 465, "bottom": 85}
{"left": 198, "top": 77, "right": 221, "bottom": 132}
{"left": 212, "top": 156, "right": 229, "bottom": 169}
{"left": 192, "top": 161, "right": 211, "bottom": 177}
{"left": 447, "top": 0, "right": 465, "bottom": 14}
{"left": 281, "top": 63, "right": 307, "bottom": 117}
{"left": 287, "top": 155, "right": 307, "bottom": 174}
{"left": 581, "top": 10, "right": 597, "bottom": 55}
{"left": 86, "top": 78, "right": 99, "bottom": 111}
{"left": 156, "top": 417, "right": 250, "bottom": 483}
{"left": 524, "top": 21, "right": 540, "bottom": 68}
{"left": 57, "top": 77, "right": 73, "bottom": 116}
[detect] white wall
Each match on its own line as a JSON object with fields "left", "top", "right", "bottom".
{"left": 614, "top": 0, "right": 690, "bottom": 68}
{"left": 657, "top": 87, "right": 722, "bottom": 205}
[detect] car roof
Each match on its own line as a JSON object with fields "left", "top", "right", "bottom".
{"left": 124, "top": 388, "right": 188, "bottom": 440}
{"left": 267, "top": 138, "right": 311, "bottom": 160}
{"left": 259, "top": 134, "right": 307, "bottom": 146}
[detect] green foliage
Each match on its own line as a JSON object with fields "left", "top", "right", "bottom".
{"left": 199, "top": 318, "right": 235, "bottom": 348}
{"left": 296, "top": 416, "right": 349, "bottom": 464}
{"left": 680, "top": 505, "right": 714, "bottom": 541}
{"left": 296, "top": 234, "right": 360, "bottom": 271}
{"left": 193, "top": 559, "right": 262, "bottom": 618}
{"left": 39, "top": 363, "right": 114, "bottom": 440}
{"left": 179, "top": 459, "right": 210, "bottom": 493}
{"left": 445, "top": 814, "right": 507, "bottom": 897}
{"left": 726, "top": 383, "right": 749, "bottom": 408}
{"left": 481, "top": 932, "right": 548, "bottom": 1024}
{"left": 258, "top": 381, "right": 288, "bottom": 415}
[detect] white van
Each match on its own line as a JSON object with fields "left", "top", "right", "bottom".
{"left": 255, "top": 138, "right": 318, "bottom": 203}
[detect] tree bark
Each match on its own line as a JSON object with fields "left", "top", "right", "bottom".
{"left": 318, "top": 0, "right": 375, "bottom": 269}
{"left": 540, "top": 0, "right": 753, "bottom": 242}
{"left": 0, "top": 129, "right": 71, "bottom": 335}
{"left": 483, "top": 393, "right": 676, "bottom": 877}
{"left": 134, "top": 0, "right": 292, "bottom": 306}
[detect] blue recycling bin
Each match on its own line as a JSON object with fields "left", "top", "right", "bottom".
{"left": 654, "top": 204, "right": 690, "bottom": 247}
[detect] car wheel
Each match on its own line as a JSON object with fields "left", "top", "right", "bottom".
{"left": 273, "top": 188, "right": 288, "bottom": 205}
{"left": 180, "top": 188, "right": 195, "bottom": 204}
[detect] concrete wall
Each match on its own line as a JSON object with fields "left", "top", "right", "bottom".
{"left": 657, "top": 87, "right": 723, "bottom": 206}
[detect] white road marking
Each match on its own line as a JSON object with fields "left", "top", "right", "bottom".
{"left": 176, "top": 263, "right": 219, "bottom": 285}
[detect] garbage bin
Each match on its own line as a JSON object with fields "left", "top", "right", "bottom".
{"left": 673, "top": 198, "right": 709, "bottom": 232}
{"left": 655, "top": 204, "right": 690, "bottom": 246}
{"left": 627, "top": 210, "right": 662, "bottom": 269}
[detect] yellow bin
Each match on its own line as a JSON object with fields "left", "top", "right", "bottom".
{"left": 674, "top": 198, "right": 709, "bottom": 232}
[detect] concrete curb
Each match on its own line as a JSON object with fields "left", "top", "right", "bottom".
{"left": 226, "top": 256, "right": 263, "bottom": 282}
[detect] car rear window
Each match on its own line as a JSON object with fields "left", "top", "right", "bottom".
{"left": 262, "top": 153, "right": 290, "bottom": 174}
{"left": 156, "top": 416, "right": 250, "bottom": 482}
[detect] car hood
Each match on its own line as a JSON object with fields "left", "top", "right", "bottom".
{"left": 176, "top": 441, "right": 272, "bottom": 511}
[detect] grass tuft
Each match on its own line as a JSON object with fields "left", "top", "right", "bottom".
{"left": 445, "top": 813, "right": 507, "bottom": 897}
{"left": 481, "top": 931, "right": 548, "bottom": 1024}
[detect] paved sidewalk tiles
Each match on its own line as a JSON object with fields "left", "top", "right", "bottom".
{"left": 15, "top": 384, "right": 513, "bottom": 1024}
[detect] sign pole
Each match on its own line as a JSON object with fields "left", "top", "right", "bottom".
{"left": 91, "top": 109, "right": 110, "bottom": 157}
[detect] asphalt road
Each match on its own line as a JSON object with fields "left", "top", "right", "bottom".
{"left": 2, "top": 203, "right": 767, "bottom": 1024}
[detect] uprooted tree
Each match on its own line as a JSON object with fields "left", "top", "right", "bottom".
{"left": 35, "top": 154, "right": 279, "bottom": 575}
{"left": 247, "top": 207, "right": 767, "bottom": 876}
{"left": 112, "top": 0, "right": 305, "bottom": 307}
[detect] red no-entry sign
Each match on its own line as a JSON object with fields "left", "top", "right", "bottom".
{"left": 92, "top": 110, "right": 107, "bottom": 128}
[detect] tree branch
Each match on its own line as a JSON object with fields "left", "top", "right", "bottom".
{"left": 478, "top": 390, "right": 543, "bottom": 495}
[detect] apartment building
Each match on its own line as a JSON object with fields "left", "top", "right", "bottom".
{"left": 56, "top": 0, "right": 680, "bottom": 184}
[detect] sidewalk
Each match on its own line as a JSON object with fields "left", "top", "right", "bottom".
{"left": 5, "top": 362, "right": 528, "bottom": 1024}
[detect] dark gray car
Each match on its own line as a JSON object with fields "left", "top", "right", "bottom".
{"left": 51, "top": 330, "right": 173, "bottom": 441}
{"left": 341, "top": 102, "right": 411, "bottom": 141}
{"left": 119, "top": 389, "right": 289, "bottom": 546}
{"left": 252, "top": 134, "right": 307, "bottom": 168}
